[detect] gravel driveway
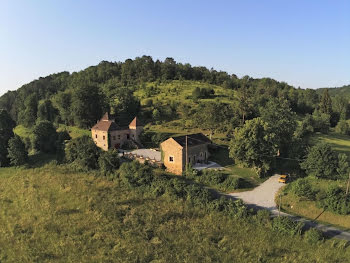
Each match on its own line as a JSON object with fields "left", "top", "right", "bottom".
{"left": 228, "top": 175, "right": 350, "bottom": 241}
{"left": 228, "top": 174, "right": 284, "bottom": 213}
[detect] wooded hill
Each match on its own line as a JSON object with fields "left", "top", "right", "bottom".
{"left": 317, "top": 84, "right": 350, "bottom": 97}
{"left": 0, "top": 55, "right": 322, "bottom": 129}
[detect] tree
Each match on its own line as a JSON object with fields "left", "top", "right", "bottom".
{"left": 337, "top": 153, "right": 349, "bottom": 179}
{"left": 7, "top": 135, "right": 28, "bottom": 166}
{"left": 301, "top": 143, "right": 338, "bottom": 179}
{"left": 335, "top": 120, "right": 350, "bottom": 135}
{"left": 229, "top": 118, "right": 278, "bottom": 177}
{"left": 65, "top": 135, "right": 101, "bottom": 170}
{"left": 98, "top": 150, "right": 120, "bottom": 175}
{"left": 53, "top": 91, "right": 72, "bottom": 125}
{"left": 20, "top": 94, "right": 38, "bottom": 127}
{"left": 319, "top": 89, "right": 332, "bottom": 115}
{"left": 37, "top": 100, "right": 58, "bottom": 123}
{"left": 0, "top": 109, "right": 16, "bottom": 166}
{"left": 312, "top": 110, "right": 330, "bottom": 134}
{"left": 32, "top": 121, "right": 58, "bottom": 153}
{"left": 112, "top": 87, "right": 140, "bottom": 117}
{"left": 71, "top": 84, "right": 106, "bottom": 128}
{"left": 260, "top": 98, "right": 297, "bottom": 156}
{"left": 332, "top": 95, "right": 349, "bottom": 120}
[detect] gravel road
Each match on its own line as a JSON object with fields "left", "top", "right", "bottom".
{"left": 228, "top": 174, "right": 350, "bottom": 241}
{"left": 228, "top": 174, "right": 283, "bottom": 213}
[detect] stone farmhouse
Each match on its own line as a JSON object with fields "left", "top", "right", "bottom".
{"left": 91, "top": 113, "right": 143, "bottom": 151}
{"left": 160, "top": 133, "right": 211, "bottom": 175}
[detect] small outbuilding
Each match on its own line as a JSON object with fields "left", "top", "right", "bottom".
{"left": 160, "top": 133, "right": 211, "bottom": 175}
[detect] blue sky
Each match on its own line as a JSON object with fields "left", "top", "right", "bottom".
{"left": 1, "top": 0, "right": 349, "bottom": 96}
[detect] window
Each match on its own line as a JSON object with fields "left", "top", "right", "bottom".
{"left": 169, "top": 156, "right": 174, "bottom": 162}
{"left": 132, "top": 134, "right": 134, "bottom": 137}
{"left": 103, "top": 136, "right": 105, "bottom": 140}
{"left": 200, "top": 152, "right": 203, "bottom": 157}
{"left": 113, "top": 136, "right": 116, "bottom": 140}
{"left": 95, "top": 134, "right": 98, "bottom": 139}
{"left": 127, "top": 134, "right": 130, "bottom": 139}
{"left": 118, "top": 135, "right": 121, "bottom": 139}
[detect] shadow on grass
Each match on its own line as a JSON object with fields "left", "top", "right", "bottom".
{"left": 28, "top": 153, "right": 58, "bottom": 168}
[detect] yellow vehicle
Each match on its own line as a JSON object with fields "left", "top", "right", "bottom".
{"left": 278, "top": 174, "right": 289, "bottom": 183}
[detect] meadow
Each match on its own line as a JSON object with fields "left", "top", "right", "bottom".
{"left": 1, "top": 163, "right": 350, "bottom": 262}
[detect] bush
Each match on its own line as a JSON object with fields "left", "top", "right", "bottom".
{"left": 317, "top": 186, "right": 350, "bottom": 215}
{"left": 196, "top": 170, "right": 226, "bottom": 185}
{"left": 291, "top": 178, "right": 315, "bottom": 200}
{"left": 119, "top": 161, "right": 154, "bottom": 188}
{"left": 65, "top": 135, "right": 101, "bottom": 170}
{"left": 304, "top": 228, "right": 323, "bottom": 244}
{"left": 98, "top": 150, "right": 120, "bottom": 175}
{"left": 7, "top": 135, "right": 28, "bottom": 166}
{"left": 335, "top": 120, "right": 350, "bottom": 135}
{"left": 272, "top": 216, "right": 303, "bottom": 236}
{"left": 221, "top": 176, "right": 242, "bottom": 190}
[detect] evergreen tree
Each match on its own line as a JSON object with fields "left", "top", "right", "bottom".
{"left": 319, "top": 89, "right": 332, "bottom": 115}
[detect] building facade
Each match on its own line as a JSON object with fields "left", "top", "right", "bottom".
{"left": 91, "top": 113, "right": 143, "bottom": 151}
{"left": 160, "top": 133, "right": 211, "bottom": 175}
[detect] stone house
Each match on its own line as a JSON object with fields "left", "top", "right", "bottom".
{"left": 160, "top": 133, "right": 211, "bottom": 175}
{"left": 91, "top": 113, "right": 143, "bottom": 151}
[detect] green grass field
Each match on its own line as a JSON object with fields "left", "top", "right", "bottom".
{"left": 1, "top": 164, "right": 350, "bottom": 262}
{"left": 311, "top": 131, "right": 350, "bottom": 157}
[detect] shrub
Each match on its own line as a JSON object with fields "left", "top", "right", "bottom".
{"left": 221, "top": 176, "right": 242, "bottom": 190}
{"left": 184, "top": 184, "right": 214, "bottom": 208}
{"left": 318, "top": 186, "right": 350, "bottom": 215}
{"left": 7, "top": 135, "right": 28, "bottom": 166}
{"left": 196, "top": 170, "right": 226, "bottom": 185}
{"left": 65, "top": 135, "right": 101, "bottom": 170}
{"left": 304, "top": 228, "right": 323, "bottom": 244}
{"left": 291, "top": 178, "right": 315, "bottom": 200}
{"left": 335, "top": 120, "right": 350, "bottom": 135}
{"left": 119, "top": 161, "right": 154, "bottom": 188}
{"left": 98, "top": 150, "right": 120, "bottom": 175}
{"left": 272, "top": 216, "right": 303, "bottom": 236}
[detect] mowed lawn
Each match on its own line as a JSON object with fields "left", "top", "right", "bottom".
{"left": 1, "top": 165, "right": 350, "bottom": 262}
{"left": 311, "top": 131, "right": 350, "bottom": 157}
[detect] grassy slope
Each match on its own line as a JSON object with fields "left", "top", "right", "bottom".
{"left": 1, "top": 165, "right": 350, "bottom": 262}
{"left": 14, "top": 124, "right": 90, "bottom": 139}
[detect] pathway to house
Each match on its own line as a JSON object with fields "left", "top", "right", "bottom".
{"left": 228, "top": 175, "right": 350, "bottom": 241}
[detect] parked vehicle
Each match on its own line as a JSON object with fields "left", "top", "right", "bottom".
{"left": 278, "top": 174, "right": 289, "bottom": 183}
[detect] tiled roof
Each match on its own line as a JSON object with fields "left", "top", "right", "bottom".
{"left": 129, "top": 117, "right": 143, "bottom": 127}
{"left": 92, "top": 120, "right": 120, "bottom": 131}
{"left": 92, "top": 112, "right": 142, "bottom": 131}
{"left": 172, "top": 133, "right": 211, "bottom": 147}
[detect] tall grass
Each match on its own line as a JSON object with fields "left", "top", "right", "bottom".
{"left": 0, "top": 164, "right": 349, "bottom": 262}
